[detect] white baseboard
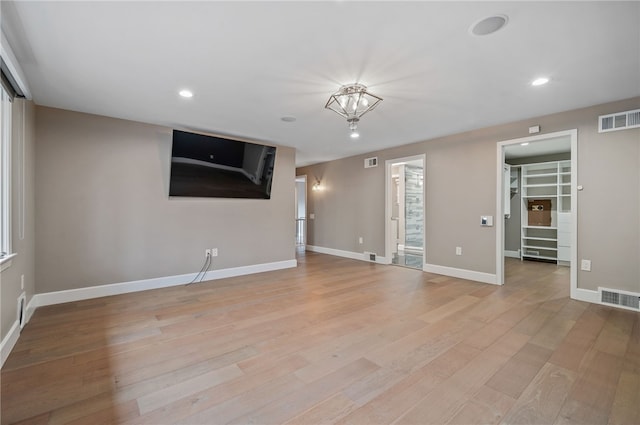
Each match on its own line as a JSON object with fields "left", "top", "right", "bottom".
{"left": 571, "top": 287, "right": 600, "bottom": 304}
{"left": 26, "top": 297, "right": 36, "bottom": 323}
{"left": 30, "top": 259, "right": 297, "bottom": 309}
{"left": 1, "top": 320, "right": 20, "bottom": 368}
{"left": 504, "top": 250, "right": 520, "bottom": 259}
{"left": 571, "top": 286, "right": 640, "bottom": 312}
{"left": 306, "top": 245, "right": 389, "bottom": 265}
{"left": 423, "top": 263, "right": 498, "bottom": 285}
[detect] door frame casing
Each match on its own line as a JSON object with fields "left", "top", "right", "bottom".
{"left": 385, "top": 154, "right": 426, "bottom": 267}
{"left": 495, "top": 129, "right": 578, "bottom": 297}
{"left": 295, "top": 175, "right": 307, "bottom": 247}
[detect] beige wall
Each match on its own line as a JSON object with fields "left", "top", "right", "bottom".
{"left": 1, "top": 99, "right": 36, "bottom": 341}
{"left": 35, "top": 107, "right": 296, "bottom": 293}
{"left": 298, "top": 97, "right": 640, "bottom": 293}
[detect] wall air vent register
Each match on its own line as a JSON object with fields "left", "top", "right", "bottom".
{"left": 598, "top": 108, "right": 640, "bottom": 133}
{"left": 600, "top": 287, "right": 640, "bottom": 312}
{"left": 364, "top": 157, "right": 378, "bottom": 168}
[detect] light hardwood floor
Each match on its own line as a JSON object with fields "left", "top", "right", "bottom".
{"left": 2, "top": 253, "right": 639, "bottom": 424}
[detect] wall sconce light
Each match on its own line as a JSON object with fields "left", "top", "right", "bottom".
{"left": 312, "top": 178, "right": 323, "bottom": 191}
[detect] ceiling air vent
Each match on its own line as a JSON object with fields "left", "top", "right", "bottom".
{"left": 364, "top": 157, "right": 378, "bottom": 168}
{"left": 598, "top": 108, "right": 640, "bottom": 133}
{"left": 600, "top": 287, "right": 640, "bottom": 312}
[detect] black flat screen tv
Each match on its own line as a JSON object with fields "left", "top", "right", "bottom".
{"left": 169, "top": 130, "right": 277, "bottom": 199}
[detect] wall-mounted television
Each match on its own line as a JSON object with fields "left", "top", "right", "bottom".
{"left": 169, "top": 130, "right": 277, "bottom": 199}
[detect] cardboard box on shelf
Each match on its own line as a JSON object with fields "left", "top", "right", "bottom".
{"left": 528, "top": 199, "right": 552, "bottom": 226}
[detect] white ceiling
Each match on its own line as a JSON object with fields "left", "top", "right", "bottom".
{"left": 2, "top": 1, "right": 639, "bottom": 166}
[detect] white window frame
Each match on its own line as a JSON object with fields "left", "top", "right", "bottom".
{"left": 0, "top": 84, "right": 12, "bottom": 266}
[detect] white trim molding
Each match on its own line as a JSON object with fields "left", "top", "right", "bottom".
{"left": 306, "top": 245, "right": 497, "bottom": 284}
{"left": 1, "top": 29, "right": 31, "bottom": 99}
{"left": 30, "top": 259, "right": 297, "bottom": 309}
{"left": 3, "top": 259, "right": 296, "bottom": 366}
{"left": 496, "top": 129, "right": 578, "bottom": 293}
{"left": 573, "top": 286, "right": 640, "bottom": 313}
{"left": 423, "top": 263, "right": 498, "bottom": 285}
{"left": 1, "top": 320, "right": 20, "bottom": 368}
{"left": 572, "top": 287, "right": 600, "bottom": 304}
{"left": 306, "top": 245, "right": 389, "bottom": 265}
{"left": 504, "top": 250, "right": 520, "bottom": 259}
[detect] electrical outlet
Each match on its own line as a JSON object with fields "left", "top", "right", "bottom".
{"left": 358, "top": 237, "right": 363, "bottom": 244}
{"left": 211, "top": 248, "right": 218, "bottom": 257}
{"left": 205, "top": 249, "right": 211, "bottom": 258}
{"left": 456, "top": 247, "right": 462, "bottom": 256}
{"left": 581, "top": 259, "right": 591, "bottom": 271}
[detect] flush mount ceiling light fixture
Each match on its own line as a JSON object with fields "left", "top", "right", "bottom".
{"left": 325, "top": 83, "right": 382, "bottom": 139}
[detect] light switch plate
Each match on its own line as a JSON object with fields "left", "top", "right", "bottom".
{"left": 481, "top": 216, "right": 494, "bottom": 226}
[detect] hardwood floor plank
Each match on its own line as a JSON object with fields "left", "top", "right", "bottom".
{"left": 225, "top": 358, "right": 379, "bottom": 425}
{"left": 394, "top": 330, "right": 530, "bottom": 424}
{"left": 485, "top": 343, "right": 552, "bottom": 399}
{"left": 609, "top": 368, "right": 640, "bottom": 425}
{"left": 529, "top": 300, "right": 588, "bottom": 351}
{"left": 593, "top": 308, "right": 635, "bottom": 357}
{"left": 338, "top": 344, "right": 480, "bottom": 424}
{"left": 115, "top": 344, "right": 258, "bottom": 389}
{"left": 417, "top": 294, "right": 481, "bottom": 323}
{"left": 608, "top": 313, "right": 640, "bottom": 424}
{"left": 501, "top": 362, "right": 577, "bottom": 425}
{"left": 2, "top": 252, "right": 638, "bottom": 425}
{"left": 136, "top": 363, "right": 243, "bottom": 415}
{"left": 294, "top": 317, "right": 426, "bottom": 384}
{"left": 51, "top": 399, "right": 139, "bottom": 425}
{"left": 555, "top": 349, "right": 624, "bottom": 424}
{"left": 548, "top": 304, "right": 609, "bottom": 372}
{"left": 123, "top": 354, "right": 309, "bottom": 425}
{"left": 9, "top": 413, "right": 51, "bottom": 425}
{"left": 446, "top": 385, "right": 516, "bottom": 425}
{"left": 283, "top": 393, "right": 357, "bottom": 425}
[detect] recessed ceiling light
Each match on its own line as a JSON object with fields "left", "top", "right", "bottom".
{"left": 531, "top": 77, "right": 549, "bottom": 86}
{"left": 350, "top": 131, "right": 360, "bottom": 139}
{"left": 179, "top": 89, "right": 193, "bottom": 98}
{"left": 521, "top": 142, "right": 530, "bottom": 146}
{"left": 281, "top": 116, "right": 296, "bottom": 122}
{"left": 470, "top": 15, "right": 508, "bottom": 36}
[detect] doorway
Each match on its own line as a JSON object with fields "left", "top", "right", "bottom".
{"left": 385, "top": 155, "right": 425, "bottom": 269}
{"left": 295, "top": 175, "right": 307, "bottom": 250}
{"left": 496, "top": 130, "right": 577, "bottom": 296}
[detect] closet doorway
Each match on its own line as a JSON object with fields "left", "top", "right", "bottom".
{"left": 295, "top": 175, "right": 307, "bottom": 250}
{"left": 496, "top": 130, "right": 577, "bottom": 295}
{"left": 385, "top": 155, "right": 425, "bottom": 270}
